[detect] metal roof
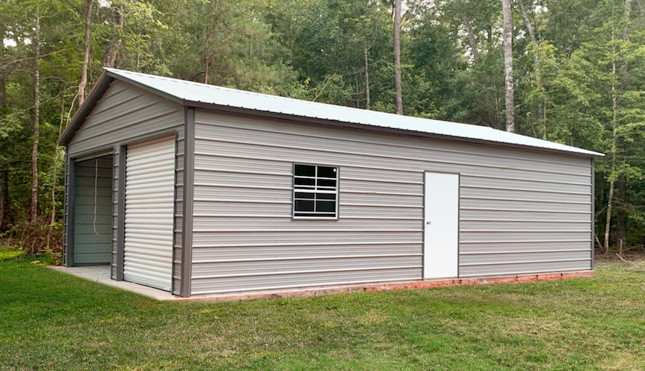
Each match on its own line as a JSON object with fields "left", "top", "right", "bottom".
{"left": 61, "top": 68, "right": 603, "bottom": 157}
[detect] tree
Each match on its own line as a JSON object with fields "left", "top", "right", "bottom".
{"left": 393, "top": 0, "right": 403, "bottom": 114}
{"left": 30, "top": 6, "right": 41, "bottom": 224}
{"left": 103, "top": 3, "right": 123, "bottom": 68}
{"left": 501, "top": 0, "right": 514, "bottom": 132}
{"left": 78, "top": 0, "right": 94, "bottom": 106}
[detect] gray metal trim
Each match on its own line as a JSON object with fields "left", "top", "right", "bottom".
{"left": 591, "top": 158, "right": 595, "bottom": 270}
{"left": 422, "top": 172, "right": 426, "bottom": 279}
{"left": 64, "top": 156, "right": 76, "bottom": 267}
{"left": 116, "top": 145, "right": 126, "bottom": 280}
{"left": 458, "top": 174, "right": 461, "bottom": 278}
{"left": 69, "top": 127, "right": 182, "bottom": 160}
{"left": 181, "top": 107, "right": 195, "bottom": 297}
{"left": 171, "top": 130, "right": 179, "bottom": 293}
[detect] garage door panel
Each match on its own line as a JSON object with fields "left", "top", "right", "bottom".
{"left": 124, "top": 137, "right": 175, "bottom": 291}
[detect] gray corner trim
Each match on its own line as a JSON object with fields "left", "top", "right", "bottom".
{"left": 422, "top": 172, "right": 426, "bottom": 279}
{"left": 64, "top": 155, "right": 76, "bottom": 267}
{"left": 457, "top": 173, "right": 461, "bottom": 278}
{"left": 116, "top": 146, "right": 126, "bottom": 281}
{"left": 181, "top": 107, "right": 195, "bottom": 297}
{"left": 591, "top": 158, "right": 595, "bottom": 270}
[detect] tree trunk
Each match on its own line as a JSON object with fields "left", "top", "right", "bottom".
{"left": 502, "top": 0, "right": 515, "bottom": 133}
{"left": 518, "top": 0, "right": 546, "bottom": 139}
{"left": 103, "top": 4, "right": 123, "bottom": 68}
{"left": 78, "top": 0, "right": 94, "bottom": 107}
{"left": 0, "top": 22, "right": 6, "bottom": 109}
{"left": 393, "top": 0, "right": 403, "bottom": 115}
{"left": 30, "top": 7, "right": 41, "bottom": 224}
{"left": 364, "top": 47, "right": 370, "bottom": 109}
{"left": 204, "top": 33, "right": 210, "bottom": 84}
{"left": 0, "top": 168, "right": 9, "bottom": 231}
{"left": 604, "top": 12, "right": 618, "bottom": 254}
{"left": 456, "top": 0, "right": 479, "bottom": 64}
{"left": 615, "top": 0, "right": 631, "bottom": 252}
{"left": 616, "top": 173, "right": 626, "bottom": 248}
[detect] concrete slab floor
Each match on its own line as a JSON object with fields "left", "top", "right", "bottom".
{"left": 49, "top": 265, "right": 177, "bottom": 301}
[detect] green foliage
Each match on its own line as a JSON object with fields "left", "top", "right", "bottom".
{"left": 0, "top": 246, "right": 24, "bottom": 262}
{"left": 0, "top": 0, "right": 644, "bottom": 250}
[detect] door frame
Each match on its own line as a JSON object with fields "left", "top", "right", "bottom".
{"left": 64, "top": 149, "right": 114, "bottom": 267}
{"left": 422, "top": 170, "right": 460, "bottom": 279}
{"left": 116, "top": 132, "right": 178, "bottom": 292}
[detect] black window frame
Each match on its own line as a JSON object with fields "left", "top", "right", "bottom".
{"left": 292, "top": 163, "right": 339, "bottom": 219}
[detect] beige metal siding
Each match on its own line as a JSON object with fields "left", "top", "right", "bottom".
{"left": 67, "top": 81, "right": 183, "bottom": 157}
{"left": 66, "top": 81, "right": 185, "bottom": 293}
{"left": 191, "top": 110, "right": 593, "bottom": 295}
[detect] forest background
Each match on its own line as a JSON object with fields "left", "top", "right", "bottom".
{"left": 0, "top": 0, "right": 643, "bottom": 255}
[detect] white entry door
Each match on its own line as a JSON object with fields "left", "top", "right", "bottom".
{"left": 424, "top": 172, "right": 459, "bottom": 279}
{"left": 124, "top": 137, "right": 175, "bottom": 291}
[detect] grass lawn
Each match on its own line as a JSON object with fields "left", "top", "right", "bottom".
{"left": 0, "top": 253, "right": 644, "bottom": 370}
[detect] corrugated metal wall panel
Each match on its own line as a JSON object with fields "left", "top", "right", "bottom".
{"left": 123, "top": 137, "right": 175, "bottom": 291}
{"left": 73, "top": 157, "right": 113, "bottom": 264}
{"left": 66, "top": 80, "right": 185, "bottom": 294}
{"left": 191, "top": 268, "right": 423, "bottom": 295}
{"left": 191, "top": 110, "right": 593, "bottom": 294}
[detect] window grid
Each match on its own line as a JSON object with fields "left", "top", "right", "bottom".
{"left": 293, "top": 164, "right": 338, "bottom": 218}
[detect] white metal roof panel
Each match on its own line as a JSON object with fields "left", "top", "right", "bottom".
{"left": 104, "top": 68, "right": 602, "bottom": 157}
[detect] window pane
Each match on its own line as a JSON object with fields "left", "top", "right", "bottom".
{"left": 317, "top": 193, "right": 336, "bottom": 200}
{"left": 295, "top": 192, "right": 315, "bottom": 199}
{"left": 294, "top": 177, "right": 315, "bottom": 187}
{"left": 295, "top": 200, "right": 314, "bottom": 212}
{"left": 295, "top": 164, "right": 315, "bottom": 177}
{"left": 318, "top": 166, "right": 337, "bottom": 179}
{"left": 317, "top": 179, "right": 336, "bottom": 188}
{"left": 316, "top": 200, "right": 336, "bottom": 212}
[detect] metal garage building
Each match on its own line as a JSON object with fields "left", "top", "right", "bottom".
{"left": 58, "top": 68, "right": 602, "bottom": 298}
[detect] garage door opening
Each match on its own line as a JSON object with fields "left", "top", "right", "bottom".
{"left": 123, "top": 137, "right": 175, "bottom": 291}
{"left": 72, "top": 154, "right": 113, "bottom": 266}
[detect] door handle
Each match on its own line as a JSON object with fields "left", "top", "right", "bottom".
{"left": 426, "top": 221, "right": 431, "bottom": 226}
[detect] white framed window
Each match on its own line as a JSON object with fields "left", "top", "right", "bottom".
{"left": 293, "top": 164, "right": 338, "bottom": 218}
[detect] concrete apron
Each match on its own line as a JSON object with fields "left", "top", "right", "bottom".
{"left": 50, "top": 265, "right": 594, "bottom": 302}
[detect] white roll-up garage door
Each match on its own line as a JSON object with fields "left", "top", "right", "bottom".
{"left": 124, "top": 137, "right": 175, "bottom": 291}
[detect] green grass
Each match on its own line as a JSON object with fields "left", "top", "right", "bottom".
{"left": 0, "top": 246, "right": 24, "bottom": 262}
{"left": 0, "top": 257, "right": 644, "bottom": 370}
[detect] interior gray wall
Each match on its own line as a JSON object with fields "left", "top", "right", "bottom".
{"left": 65, "top": 80, "right": 185, "bottom": 294}
{"left": 73, "top": 156, "right": 113, "bottom": 264}
{"left": 190, "top": 109, "right": 593, "bottom": 295}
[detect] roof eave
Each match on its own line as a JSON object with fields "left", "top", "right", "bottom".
{"left": 58, "top": 70, "right": 113, "bottom": 146}
{"left": 58, "top": 68, "right": 189, "bottom": 146}
{"left": 181, "top": 100, "right": 605, "bottom": 158}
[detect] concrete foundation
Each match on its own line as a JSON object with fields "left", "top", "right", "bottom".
{"left": 50, "top": 265, "right": 593, "bottom": 302}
